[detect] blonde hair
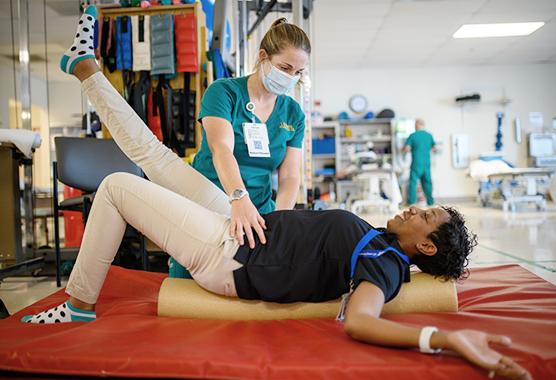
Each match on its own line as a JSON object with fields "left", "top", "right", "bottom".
{"left": 254, "top": 18, "right": 311, "bottom": 84}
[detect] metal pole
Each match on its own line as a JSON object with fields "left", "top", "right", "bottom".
{"left": 242, "top": 0, "right": 248, "bottom": 74}
{"left": 292, "top": 0, "right": 310, "bottom": 207}
{"left": 234, "top": 0, "right": 240, "bottom": 76}
{"left": 18, "top": 0, "right": 35, "bottom": 256}
{"left": 247, "top": 0, "right": 277, "bottom": 37}
{"left": 237, "top": 1, "right": 245, "bottom": 76}
{"left": 86, "top": 102, "right": 91, "bottom": 135}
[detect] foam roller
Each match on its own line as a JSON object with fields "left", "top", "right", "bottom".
{"left": 157, "top": 272, "right": 458, "bottom": 321}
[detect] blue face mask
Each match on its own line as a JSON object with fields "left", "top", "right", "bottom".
{"left": 261, "top": 61, "right": 301, "bottom": 96}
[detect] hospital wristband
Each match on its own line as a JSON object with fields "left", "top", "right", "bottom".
{"left": 419, "top": 326, "right": 441, "bottom": 354}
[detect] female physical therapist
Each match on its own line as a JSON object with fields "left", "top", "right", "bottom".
{"left": 169, "top": 18, "right": 311, "bottom": 277}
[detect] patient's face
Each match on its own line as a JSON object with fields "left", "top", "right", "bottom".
{"left": 387, "top": 206, "right": 450, "bottom": 243}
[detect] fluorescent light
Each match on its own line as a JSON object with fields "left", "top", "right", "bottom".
{"left": 19, "top": 50, "right": 29, "bottom": 64}
{"left": 453, "top": 22, "right": 545, "bottom": 38}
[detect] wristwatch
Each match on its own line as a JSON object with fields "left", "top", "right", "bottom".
{"left": 229, "top": 188, "right": 249, "bottom": 204}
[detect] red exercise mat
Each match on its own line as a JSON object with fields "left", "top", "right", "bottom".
{"left": 1, "top": 265, "right": 555, "bottom": 379}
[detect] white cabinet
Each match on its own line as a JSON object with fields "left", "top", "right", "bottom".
{"left": 310, "top": 119, "right": 394, "bottom": 205}
{"left": 336, "top": 119, "right": 394, "bottom": 170}
{"left": 335, "top": 119, "right": 394, "bottom": 203}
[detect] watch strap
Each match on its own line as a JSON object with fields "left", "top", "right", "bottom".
{"left": 229, "top": 188, "right": 248, "bottom": 203}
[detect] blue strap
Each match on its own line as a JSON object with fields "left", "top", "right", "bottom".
{"left": 350, "top": 229, "right": 409, "bottom": 278}
{"left": 350, "top": 229, "right": 380, "bottom": 277}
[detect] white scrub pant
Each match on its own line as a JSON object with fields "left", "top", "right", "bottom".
{"left": 65, "top": 72, "right": 241, "bottom": 304}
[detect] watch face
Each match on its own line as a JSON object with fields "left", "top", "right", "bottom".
{"left": 349, "top": 95, "right": 368, "bottom": 114}
{"left": 232, "top": 189, "right": 243, "bottom": 198}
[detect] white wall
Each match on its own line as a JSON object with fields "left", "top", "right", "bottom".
{"left": 313, "top": 63, "right": 556, "bottom": 199}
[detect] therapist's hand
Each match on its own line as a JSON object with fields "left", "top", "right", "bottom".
{"left": 230, "top": 197, "right": 267, "bottom": 248}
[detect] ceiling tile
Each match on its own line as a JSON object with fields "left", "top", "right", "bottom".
{"left": 2, "top": 0, "right": 556, "bottom": 82}
{"left": 312, "top": 0, "right": 556, "bottom": 69}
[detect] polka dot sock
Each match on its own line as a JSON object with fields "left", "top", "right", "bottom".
{"left": 60, "top": 5, "right": 97, "bottom": 75}
{"left": 21, "top": 301, "right": 96, "bottom": 324}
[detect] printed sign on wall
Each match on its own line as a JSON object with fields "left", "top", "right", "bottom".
{"left": 452, "top": 133, "right": 469, "bottom": 169}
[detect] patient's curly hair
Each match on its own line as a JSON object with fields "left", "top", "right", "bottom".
{"left": 411, "top": 206, "right": 478, "bottom": 282}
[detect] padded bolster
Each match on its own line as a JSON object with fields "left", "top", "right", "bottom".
{"left": 157, "top": 272, "right": 458, "bottom": 321}
{"left": 131, "top": 15, "right": 151, "bottom": 71}
{"left": 174, "top": 12, "right": 198, "bottom": 72}
{"left": 150, "top": 13, "right": 175, "bottom": 76}
{"left": 116, "top": 16, "right": 132, "bottom": 71}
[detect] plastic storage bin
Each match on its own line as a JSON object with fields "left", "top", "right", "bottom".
{"left": 312, "top": 137, "right": 335, "bottom": 155}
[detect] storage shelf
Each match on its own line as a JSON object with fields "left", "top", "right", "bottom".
{"left": 313, "top": 176, "right": 335, "bottom": 182}
{"left": 313, "top": 154, "right": 336, "bottom": 159}
{"left": 340, "top": 152, "right": 392, "bottom": 159}
{"left": 310, "top": 119, "right": 394, "bottom": 202}
{"left": 339, "top": 118, "right": 392, "bottom": 125}
{"left": 312, "top": 122, "right": 338, "bottom": 129}
{"left": 340, "top": 136, "right": 391, "bottom": 143}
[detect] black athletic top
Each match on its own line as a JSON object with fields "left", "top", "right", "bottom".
{"left": 233, "top": 209, "right": 411, "bottom": 303}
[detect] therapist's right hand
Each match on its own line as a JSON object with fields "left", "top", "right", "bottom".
{"left": 230, "top": 197, "right": 267, "bottom": 248}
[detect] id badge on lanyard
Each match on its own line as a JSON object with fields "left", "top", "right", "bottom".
{"left": 243, "top": 102, "right": 270, "bottom": 157}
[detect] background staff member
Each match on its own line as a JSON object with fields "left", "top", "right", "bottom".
{"left": 403, "top": 119, "right": 436, "bottom": 206}
{"left": 170, "top": 18, "right": 311, "bottom": 277}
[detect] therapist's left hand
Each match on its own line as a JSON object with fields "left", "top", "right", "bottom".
{"left": 230, "top": 197, "right": 267, "bottom": 248}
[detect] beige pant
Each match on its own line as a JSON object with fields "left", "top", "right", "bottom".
{"left": 66, "top": 72, "right": 241, "bottom": 304}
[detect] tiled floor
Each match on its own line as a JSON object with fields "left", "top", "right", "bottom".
{"left": 1, "top": 200, "right": 555, "bottom": 317}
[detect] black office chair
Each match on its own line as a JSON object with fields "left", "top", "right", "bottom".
{"left": 53, "top": 136, "right": 147, "bottom": 287}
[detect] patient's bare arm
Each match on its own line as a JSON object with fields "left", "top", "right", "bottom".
{"left": 343, "top": 281, "right": 531, "bottom": 380}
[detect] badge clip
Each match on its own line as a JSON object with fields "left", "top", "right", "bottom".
{"left": 246, "top": 102, "right": 256, "bottom": 122}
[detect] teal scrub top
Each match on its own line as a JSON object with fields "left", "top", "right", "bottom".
{"left": 192, "top": 76, "right": 306, "bottom": 214}
{"left": 404, "top": 130, "right": 435, "bottom": 169}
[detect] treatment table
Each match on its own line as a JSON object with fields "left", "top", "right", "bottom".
{"left": 350, "top": 169, "right": 402, "bottom": 214}
{"left": 468, "top": 159, "right": 555, "bottom": 212}
{"left": 1, "top": 264, "right": 555, "bottom": 379}
{"left": 0, "top": 130, "right": 44, "bottom": 280}
{"left": 483, "top": 168, "right": 554, "bottom": 212}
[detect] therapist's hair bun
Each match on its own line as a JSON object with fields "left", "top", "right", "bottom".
{"left": 271, "top": 18, "right": 289, "bottom": 28}
{"left": 259, "top": 18, "right": 311, "bottom": 61}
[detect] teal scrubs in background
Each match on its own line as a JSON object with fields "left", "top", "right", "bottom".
{"left": 169, "top": 75, "right": 306, "bottom": 278}
{"left": 404, "top": 130, "right": 435, "bottom": 205}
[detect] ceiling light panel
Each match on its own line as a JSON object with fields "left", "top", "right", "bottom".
{"left": 453, "top": 22, "right": 545, "bottom": 38}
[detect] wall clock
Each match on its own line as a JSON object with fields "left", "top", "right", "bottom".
{"left": 349, "top": 94, "right": 368, "bottom": 114}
